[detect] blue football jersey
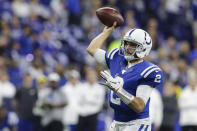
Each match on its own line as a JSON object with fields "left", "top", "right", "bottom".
{"left": 105, "top": 48, "right": 163, "bottom": 122}
{"left": 0, "top": 112, "right": 18, "bottom": 130}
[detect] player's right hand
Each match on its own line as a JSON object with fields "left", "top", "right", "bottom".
{"left": 102, "top": 22, "right": 117, "bottom": 34}
{"left": 100, "top": 70, "right": 123, "bottom": 92}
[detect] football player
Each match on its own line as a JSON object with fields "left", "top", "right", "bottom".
{"left": 86, "top": 22, "right": 163, "bottom": 131}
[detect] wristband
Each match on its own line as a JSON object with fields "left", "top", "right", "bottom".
{"left": 116, "top": 87, "right": 134, "bottom": 105}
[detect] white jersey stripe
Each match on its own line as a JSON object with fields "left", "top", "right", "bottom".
{"left": 143, "top": 68, "right": 160, "bottom": 78}
{"left": 107, "top": 48, "right": 117, "bottom": 58}
{"left": 110, "top": 49, "right": 119, "bottom": 60}
{"left": 140, "top": 65, "right": 155, "bottom": 76}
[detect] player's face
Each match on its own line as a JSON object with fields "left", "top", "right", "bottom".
{"left": 124, "top": 41, "right": 137, "bottom": 56}
{"left": 49, "top": 81, "right": 58, "bottom": 89}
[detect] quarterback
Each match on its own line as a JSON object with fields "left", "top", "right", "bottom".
{"left": 86, "top": 22, "right": 163, "bottom": 131}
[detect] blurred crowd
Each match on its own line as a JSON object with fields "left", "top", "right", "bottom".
{"left": 0, "top": 0, "right": 197, "bottom": 131}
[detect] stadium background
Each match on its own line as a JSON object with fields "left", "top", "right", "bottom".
{"left": 0, "top": 0, "right": 197, "bottom": 131}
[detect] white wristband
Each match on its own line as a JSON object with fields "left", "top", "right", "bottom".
{"left": 116, "top": 87, "right": 134, "bottom": 105}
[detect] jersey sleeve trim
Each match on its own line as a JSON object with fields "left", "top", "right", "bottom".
{"left": 107, "top": 48, "right": 119, "bottom": 60}
{"left": 140, "top": 65, "right": 155, "bottom": 76}
{"left": 143, "top": 68, "right": 160, "bottom": 78}
{"left": 140, "top": 65, "right": 161, "bottom": 78}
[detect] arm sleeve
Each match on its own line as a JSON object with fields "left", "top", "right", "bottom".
{"left": 94, "top": 48, "right": 119, "bottom": 69}
{"left": 104, "top": 48, "right": 119, "bottom": 68}
{"left": 149, "top": 89, "right": 163, "bottom": 127}
{"left": 93, "top": 49, "right": 108, "bottom": 68}
{"left": 136, "top": 85, "right": 153, "bottom": 105}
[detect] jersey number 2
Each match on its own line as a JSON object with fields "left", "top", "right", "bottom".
{"left": 110, "top": 91, "right": 121, "bottom": 105}
{"left": 154, "top": 74, "right": 161, "bottom": 83}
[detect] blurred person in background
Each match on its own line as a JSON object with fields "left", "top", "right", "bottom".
{"left": 0, "top": 70, "right": 16, "bottom": 110}
{"left": 14, "top": 73, "right": 37, "bottom": 131}
{"left": 187, "top": 59, "right": 197, "bottom": 81}
{"left": 37, "top": 72, "right": 67, "bottom": 131}
{"left": 36, "top": 76, "right": 48, "bottom": 99}
{"left": 81, "top": 0, "right": 101, "bottom": 34}
{"left": 28, "top": 59, "right": 45, "bottom": 80}
{"left": 124, "top": 10, "right": 137, "bottom": 29}
{"left": 170, "top": 58, "right": 188, "bottom": 87}
{"left": 29, "top": 0, "right": 50, "bottom": 19}
{"left": 0, "top": 35, "right": 9, "bottom": 56}
{"left": 33, "top": 75, "right": 48, "bottom": 131}
{"left": 149, "top": 88, "right": 163, "bottom": 131}
{"left": 54, "top": 63, "right": 67, "bottom": 87}
{"left": 0, "top": 70, "right": 16, "bottom": 102}
{"left": 189, "top": 40, "right": 197, "bottom": 64}
{"left": 178, "top": 77, "right": 197, "bottom": 131}
{"left": 76, "top": 68, "right": 105, "bottom": 131}
{"left": 179, "top": 41, "right": 191, "bottom": 64}
{"left": 62, "top": 69, "right": 81, "bottom": 131}
{"left": 161, "top": 36, "right": 178, "bottom": 56}
{"left": 12, "top": 0, "right": 30, "bottom": 18}
{"left": 0, "top": 104, "right": 19, "bottom": 131}
{"left": 66, "top": 0, "right": 81, "bottom": 25}
{"left": 7, "top": 58, "right": 23, "bottom": 88}
{"left": 159, "top": 81, "right": 178, "bottom": 131}
{"left": 18, "top": 25, "right": 33, "bottom": 56}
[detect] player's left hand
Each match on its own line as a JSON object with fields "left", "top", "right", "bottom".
{"left": 100, "top": 70, "right": 123, "bottom": 92}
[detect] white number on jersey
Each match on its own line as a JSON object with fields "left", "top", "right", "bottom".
{"left": 154, "top": 74, "right": 161, "bottom": 83}
{"left": 110, "top": 91, "right": 121, "bottom": 105}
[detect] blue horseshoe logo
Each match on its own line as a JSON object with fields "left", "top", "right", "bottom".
{"left": 144, "top": 32, "right": 151, "bottom": 45}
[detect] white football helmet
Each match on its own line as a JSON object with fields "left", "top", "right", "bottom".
{"left": 120, "top": 28, "right": 152, "bottom": 61}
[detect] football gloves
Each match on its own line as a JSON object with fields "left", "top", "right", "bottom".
{"left": 100, "top": 70, "right": 123, "bottom": 92}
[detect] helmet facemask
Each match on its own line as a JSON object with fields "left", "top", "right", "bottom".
{"left": 119, "top": 28, "right": 152, "bottom": 61}
{"left": 119, "top": 38, "right": 144, "bottom": 61}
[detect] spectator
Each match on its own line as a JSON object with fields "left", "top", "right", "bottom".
{"left": 0, "top": 70, "right": 16, "bottom": 108}
{"left": 37, "top": 72, "right": 67, "bottom": 131}
{"left": 33, "top": 75, "right": 48, "bottom": 131}
{"left": 150, "top": 88, "right": 163, "bottom": 131}
{"left": 28, "top": 59, "right": 45, "bottom": 80}
{"left": 66, "top": 0, "right": 81, "bottom": 25}
{"left": 14, "top": 73, "right": 37, "bottom": 131}
{"left": 10, "top": 15, "right": 22, "bottom": 40}
{"left": 12, "top": 0, "right": 30, "bottom": 18}
{"left": 18, "top": 25, "right": 33, "bottom": 56}
{"left": 170, "top": 59, "right": 188, "bottom": 87}
{"left": 187, "top": 59, "right": 197, "bottom": 81}
{"left": 81, "top": 0, "right": 101, "bottom": 32}
{"left": 189, "top": 40, "right": 197, "bottom": 64}
{"left": 76, "top": 69, "right": 105, "bottom": 131}
{"left": 29, "top": 0, "right": 50, "bottom": 19}
{"left": 179, "top": 78, "right": 197, "bottom": 131}
{"left": 54, "top": 63, "right": 67, "bottom": 87}
{"left": 159, "top": 81, "right": 178, "bottom": 131}
{"left": 179, "top": 41, "right": 191, "bottom": 63}
{"left": 0, "top": 35, "right": 9, "bottom": 56}
{"left": 62, "top": 69, "right": 82, "bottom": 131}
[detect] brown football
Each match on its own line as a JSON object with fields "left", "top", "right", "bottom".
{"left": 96, "top": 7, "right": 124, "bottom": 27}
